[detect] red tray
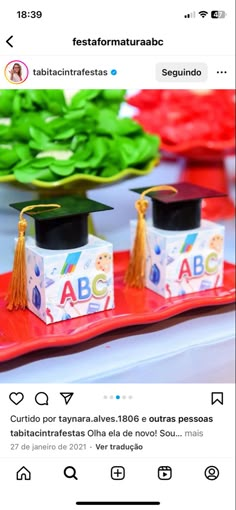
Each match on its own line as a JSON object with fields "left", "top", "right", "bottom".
{"left": 0, "top": 251, "right": 235, "bottom": 362}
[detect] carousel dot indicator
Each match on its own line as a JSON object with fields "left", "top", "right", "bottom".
{"left": 116, "top": 395, "right": 120, "bottom": 399}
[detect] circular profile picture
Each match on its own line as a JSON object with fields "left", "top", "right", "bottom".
{"left": 4, "top": 60, "right": 29, "bottom": 84}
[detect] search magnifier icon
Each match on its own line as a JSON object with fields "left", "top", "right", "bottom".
{"left": 64, "top": 466, "right": 78, "bottom": 480}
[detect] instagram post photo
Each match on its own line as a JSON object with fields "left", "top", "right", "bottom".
{"left": 0, "top": 88, "right": 235, "bottom": 384}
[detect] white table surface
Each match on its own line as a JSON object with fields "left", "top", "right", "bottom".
{"left": 0, "top": 159, "right": 235, "bottom": 383}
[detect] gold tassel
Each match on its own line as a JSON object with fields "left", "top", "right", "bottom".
{"left": 6, "top": 204, "right": 61, "bottom": 311}
{"left": 125, "top": 185, "right": 177, "bottom": 288}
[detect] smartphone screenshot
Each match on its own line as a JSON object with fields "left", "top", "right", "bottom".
{"left": 0, "top": 1, "right": 235, "bottom": 508}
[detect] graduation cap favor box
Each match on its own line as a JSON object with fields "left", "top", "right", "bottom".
{"left": 127, "top": 183, "right": 225, "bottom": 298}
{"left": 7, "top": 196, "right": 114, "bottom": 324}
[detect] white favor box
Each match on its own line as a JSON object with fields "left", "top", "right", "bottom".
{"left": 24, "top": 235, "right": 114, "bottom": 324}
{"left": 130, "top": 219, "right": 224, "bottom": 298}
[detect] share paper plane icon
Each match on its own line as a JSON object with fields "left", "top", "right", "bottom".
{"left": 60, "top": 392, "right": 74, "bottom": 405}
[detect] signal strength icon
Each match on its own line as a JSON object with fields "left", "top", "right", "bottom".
{"left": 184, "top": 11, "right": 196, "bottom": 18}
{"left": 199, "top": 10, "right": 208, "bottom": 17}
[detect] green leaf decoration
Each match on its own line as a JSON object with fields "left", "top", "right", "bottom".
{"left": 14, "top": 166, "right": 55, "bottom": 183}
{"left": 0, "top": 91, "right": 15, "bottom": 116}
{"left": 49, "top": 163, "right": 75, "bottom": 176}
{"left": 32, "top": 157, "right": 55, "bottom": 168}
{"left": 0, "top": 146, "right": 19, "bottom": 169}
{"left": 54, "top": 128, "right": 76, "bottom": 140}
{"left": 100, "top": 166, "right": 119, "bottom": 177}
{"left": 70, "top": 90, "right": 101, "bottom": 109}
{"left": 0, "top": 124, "right": 12, "bottom": 142}
{"left": 0, "top": 89, "right": 160, "bottom": 184}
{"left": 14, "top": 144, "right": 32, "bottom": 161}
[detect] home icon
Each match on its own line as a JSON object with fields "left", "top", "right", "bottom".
{"left": 16, "top": 466, "right": 31, "bottom": 481}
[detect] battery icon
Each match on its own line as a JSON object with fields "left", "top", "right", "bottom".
{"left": 211, "top": 10, "right": 226, "bottom": 18}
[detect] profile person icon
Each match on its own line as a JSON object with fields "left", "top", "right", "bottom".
{"left": 204, "top": 466, "right": 219, "bottom": 480}
{"left": 9, "top": 62, "right": 23, "bottom": 82}
{"left": 4, "top": 60, "right": 29, "bottom": 84}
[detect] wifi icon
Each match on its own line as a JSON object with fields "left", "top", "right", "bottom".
{"left": 199, "top": 10, "right": 208, "bottom": 17}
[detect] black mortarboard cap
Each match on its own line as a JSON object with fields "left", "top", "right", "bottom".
{"left": 132, "top": 182, "right": 226, "bottom": 231}
{"left": 10, "top": 195, "right": 113, "bottom": 250}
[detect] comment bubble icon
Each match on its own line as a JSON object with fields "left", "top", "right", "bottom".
{"left": 35, "top": 392, "right": 49, "bottom": 406}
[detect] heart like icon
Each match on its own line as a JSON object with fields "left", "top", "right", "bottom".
{"left": 9, "top": 392, "right": 24, "bottom": 405}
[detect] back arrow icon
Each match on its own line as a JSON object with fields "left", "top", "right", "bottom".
{"left": 6, "top": 36, "right": 13, "bottom": 48}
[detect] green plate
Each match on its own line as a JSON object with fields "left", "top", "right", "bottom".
{"left": 0, "top": 158, "right": 158, "bottom": 191}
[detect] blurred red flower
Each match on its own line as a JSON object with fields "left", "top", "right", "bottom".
{"left": 127, "top": 90, "right": 235, "bottom": 146}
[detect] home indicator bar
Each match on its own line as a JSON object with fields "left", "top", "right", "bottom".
{"left": 76, "top": 503, "right": 161, "bottom": 506}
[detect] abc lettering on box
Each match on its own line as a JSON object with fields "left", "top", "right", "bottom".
{"left": 130, "top": 219, "right": 224, "bottom": 298}
{"left": 24, "top": 235, "right": 114, "bottom": 324}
